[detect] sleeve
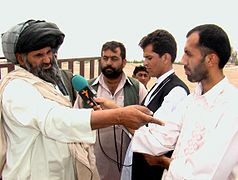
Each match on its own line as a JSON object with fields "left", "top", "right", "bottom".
{"left": 2, "top": 79, "right": 96, "bottom": 144}
{"left": 131, "top": 86, "right": 187, "bottom": 155}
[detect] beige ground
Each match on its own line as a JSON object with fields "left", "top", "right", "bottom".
{"left": 1, "top": 61, "right": 238, "bottom": 92}
{"left": 125, "top": 63, "right": 238, "bottom": 92}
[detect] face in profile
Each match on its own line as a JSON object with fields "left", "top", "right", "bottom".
{"left": 181, "top": 32, "right": 209, "bottom": 83}
{"left": 143, "top": 44, "right": 166, "bottom": 79}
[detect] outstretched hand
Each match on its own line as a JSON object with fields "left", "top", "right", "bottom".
{"left": 91, "top": 104, "right": 164, "bottom": 130}
{"left": 118, "top": 105, "right": 164, "bottom": 129}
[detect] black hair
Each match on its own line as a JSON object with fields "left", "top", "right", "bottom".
{"left": 186, "top": 24, "right": 231, "bottom": 69}
{"left": 101, "top": 41, "right": 126, "bottom": 59}
{"left": 139, "top": 29, "right": 177, "bottom": 62}
{"left": 133, "top": 65, "right": 148, "bottom": 76}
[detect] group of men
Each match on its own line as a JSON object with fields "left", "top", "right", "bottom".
{"left": 0, "top": 19, "right": 238, "bottom": 180}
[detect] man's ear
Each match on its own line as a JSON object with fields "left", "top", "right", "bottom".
{"left": 162, "top": 53, "right": 172, "bottom": 64}
{"left": 15, "top": 53, "right": 25, "bottom": 67}
{"left": 122, "top": 58, "right": 127, "bottom": 68}
{"left": 206, "top": 53, "right": 219, "bottom": 67}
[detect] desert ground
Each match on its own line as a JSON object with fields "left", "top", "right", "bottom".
{"left": 125, "top": 63, "right": 238, "bottom": 92}
{"left": 1, "top": 60, "right": 238, "bottom": 93}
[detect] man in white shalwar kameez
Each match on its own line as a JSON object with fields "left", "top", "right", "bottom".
{"left": 132, "top": 24, "right": 238, "bottom": 180}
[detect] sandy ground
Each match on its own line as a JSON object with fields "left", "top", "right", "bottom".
{"left": 1, "top": 60, "right": 238, "bottom": 92}
{"left": 124, "top": 63, "right": 238, "bottom": 92}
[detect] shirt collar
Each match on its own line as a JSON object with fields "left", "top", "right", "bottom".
{"left": 156, "top": 69, "right": 175, "bottom": 85}
{"left": 194, "top": 77, "right": 229, "bottom": 106}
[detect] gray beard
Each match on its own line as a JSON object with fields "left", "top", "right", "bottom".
{"left": 22, "top": 54, "right": 62, "bottom": 85}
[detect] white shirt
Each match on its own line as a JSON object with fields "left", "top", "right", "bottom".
{"left": 121, "top": 69, "right": 188, "bottom": 180}
{"left": 87, "top": 72, "right": 147, "bottom": 180}
{"left": 91, "top": 72, "right": 147, "bottom": 106}
{"left": 132, "top": 77, "right": 238, "bottom": 180}
{"left": 1, "top": 79, "right": 95, "bottom": 179}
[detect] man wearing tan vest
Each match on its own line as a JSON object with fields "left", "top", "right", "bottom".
{"left": 0, "top": 19, "right": 162, "bottom": 180}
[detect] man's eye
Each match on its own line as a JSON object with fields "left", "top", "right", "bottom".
{"left": 111, "top": 57, "right": 119, "bottom": 61}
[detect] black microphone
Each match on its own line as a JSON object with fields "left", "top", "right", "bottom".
{"left": 71, "top": 75, "right": 98, "bottom": 107}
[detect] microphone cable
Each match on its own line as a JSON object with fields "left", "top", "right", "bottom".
{"left": 97, "top": 125, "right": 132, "bottom": 172}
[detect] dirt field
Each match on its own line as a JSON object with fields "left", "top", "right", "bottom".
{"left": 1, "top": 61, "right": 237, "bottom": 92}
{"left": 125, "top": 63, "right": 238, "bottom": 92}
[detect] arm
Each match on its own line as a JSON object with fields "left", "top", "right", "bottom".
{"left": 3, "top": 79, "right": 163, "bottom": 143}
{"left": 90, "top": 105, "right": 163, "bottom": 130}
{"left": 132, "top": 87, "right": 187, "bottom": 155}
{"left": 2, "top": 79, "right": 95, "bottom": 143}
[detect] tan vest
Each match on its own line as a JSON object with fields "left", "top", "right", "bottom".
{"left": 0, "top": 68, "right": 99, "bottom": 180}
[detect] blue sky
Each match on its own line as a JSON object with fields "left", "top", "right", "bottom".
{"left": 1, "top": 0, "right": 237, "bottom": 61}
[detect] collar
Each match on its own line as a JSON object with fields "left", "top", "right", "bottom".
{"left": 156, "top": 69, "right": 175, "bottom": 85}
{"left": 194, "top": 77, "right": 229, "bottom": 107}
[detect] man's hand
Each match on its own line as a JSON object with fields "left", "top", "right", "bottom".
{"left": 91, "top": 104, "right": 164, "bottom": 130}
{"left": 94, "top": 97, "right": 119, "bottom": 109}
{"left": 85, "top": 97, "right": 118, "bottom": 111}
{"left": 118, "top": 105, "right": 164, "bottom": 129}
{"left": 143, "top": 153, "right": 172, "bottom": 170}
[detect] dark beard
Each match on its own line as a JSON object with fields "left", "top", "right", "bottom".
{"left": 185, "top": 56, "right": 208, "bottom": 82}
{"left": 101, "top": 66, "right": 123, "bottom": 79}
{"left": 23, "top": 55, "right": 62, "bottom": 85}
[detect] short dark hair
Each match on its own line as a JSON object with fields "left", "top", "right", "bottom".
{"left": 139, "top": 29, "right": 177, "bottom": 63}
{"left": 133, "top": 65, "right": 148, "bottom": 76}
{"left": 186, "top": 24, "right": 231, "bottom": 69}
{"left": 101, "top": 41, "right": 126, "bottom": 59}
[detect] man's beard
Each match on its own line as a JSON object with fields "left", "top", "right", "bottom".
{"left": 185, "top": 56, "right": 208, "bottom": 83}
{"left": 101, "top": 65, "right": 123, "bottom": 79}
{"left": 22, "top": 55, "right": 62, "bottom": 85}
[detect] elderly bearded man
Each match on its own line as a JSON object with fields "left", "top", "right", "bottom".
{"left": 0, "top": 20, "right": 162, "bottom": 180}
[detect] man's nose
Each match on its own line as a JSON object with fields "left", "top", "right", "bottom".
{"left": 42, "top": 54, "right": 51, "bottom": 64}
{"left": 180, "top": 55, "right": 187, "bottom": 65}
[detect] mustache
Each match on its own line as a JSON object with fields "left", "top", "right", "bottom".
{"left": 184, "top": 65, "right": 189, "bottom": 71}
{"left": 104, "top": 65, "right": 113, "bottom": 69}
{"left": 23, "top": 55, "right": 61, "bottom": 85}
{"left": 42, "top": 63, "right": 51, "bottom": 68}
{"left": 102, "top": 65, "right": 116, "bottom": 71}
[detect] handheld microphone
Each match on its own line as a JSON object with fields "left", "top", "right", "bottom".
{"left": 71, "top": 75, "right": 98, "bottom": 107}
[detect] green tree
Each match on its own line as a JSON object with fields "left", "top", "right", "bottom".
{"left": 229, "top": 47, "right": 238, "bottom": 65}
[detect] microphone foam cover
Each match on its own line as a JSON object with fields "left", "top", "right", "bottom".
{"left": 71, "top": 75, "right": 88, "bottom": 91}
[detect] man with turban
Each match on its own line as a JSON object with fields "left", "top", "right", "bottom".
{"left": 0, "top": 20, "right": 162, "bottom": 180}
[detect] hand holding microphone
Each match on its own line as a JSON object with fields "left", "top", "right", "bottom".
{"left": 71, "top": 75, "right": 119, "bottom": 109}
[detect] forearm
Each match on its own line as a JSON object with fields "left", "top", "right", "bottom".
{"left": 90, "top": 108, "right": 121, "bottom": 130}
{"left": 90, "top": 105, "right": 160, "bottom": 130}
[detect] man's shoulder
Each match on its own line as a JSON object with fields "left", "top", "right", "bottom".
{"left": 170, "top": 74, "right": 190, "bottom": 94}
{"left": 126, "top": 76, "right": 142, "bottom": 95}
{"left": 127, "top": 76, "right": 139, "bottom": 88}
